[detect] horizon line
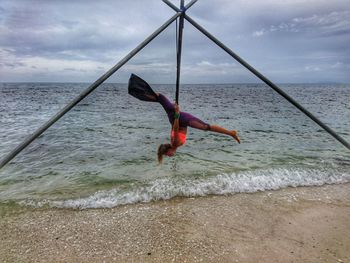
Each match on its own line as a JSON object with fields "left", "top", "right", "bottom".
{"left": 1, "top": 81, "right": 348, "bottom": 85}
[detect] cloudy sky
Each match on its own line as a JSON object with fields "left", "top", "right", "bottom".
{"left": 0, "top": 0, "right": 349, "bottom": 83}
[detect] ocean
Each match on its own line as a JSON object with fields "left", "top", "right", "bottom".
{"left": 0, "top": 83, "right": 349, "bottom": 209}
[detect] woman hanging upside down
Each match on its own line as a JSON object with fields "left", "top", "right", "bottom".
{"left": 156, "top": 93, "right": 240, "bottom": 163}
{"left": 128, "top": 74, "right": 240, "bottom": 163}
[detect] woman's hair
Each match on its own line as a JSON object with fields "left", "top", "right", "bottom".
{"left": 157, "top": 143, "right": 172, "bottom": 163}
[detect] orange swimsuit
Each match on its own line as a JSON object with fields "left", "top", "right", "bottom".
{"left": 171, "top": 130, "right": 187, "bottom": 145}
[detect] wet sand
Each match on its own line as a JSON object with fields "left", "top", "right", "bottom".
{"left": 1, "top": 183, "right": 350, "bottom": 262}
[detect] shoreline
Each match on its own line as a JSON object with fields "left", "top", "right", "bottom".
{"left": 1, "top": 183, "right": 350, "bottom": 262}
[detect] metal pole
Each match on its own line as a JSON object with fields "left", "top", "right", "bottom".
{"left": 0, "top": 12, "right": 182, "bottom": 170}
{"left": 163, "top": 1, "right": 350, "bottom": 150}
{"left": 184, "top": 0, "right": 198, "bottom": 10}
{"left": 183, "top": 14, "right": 350, "bottom": 150}
{"left": 175, "top": 0, "right": 185, "bottom": 104}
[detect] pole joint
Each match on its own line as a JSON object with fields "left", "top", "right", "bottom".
{"left": 180, "top": 0, "right": 186, "bottom": 12}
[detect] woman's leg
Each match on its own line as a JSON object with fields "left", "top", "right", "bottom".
{"left": 156, "top": 93, "right": 176, "bottom": 125}
{"left": 157, "top": 93, "right": 175, "bottom": 115}
{"left": 184, "top": 113, "right": 240, "bottom": 143}
{"left": 209, "top": 125, "right": 240, "bottom": 143}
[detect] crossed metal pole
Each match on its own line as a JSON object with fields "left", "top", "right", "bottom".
{"left": 1, "top": 0, "right": 349, "bottom": 170}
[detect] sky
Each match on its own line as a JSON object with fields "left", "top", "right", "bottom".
{"left": 0, "top": 0, "right": 349, "bottom": 84}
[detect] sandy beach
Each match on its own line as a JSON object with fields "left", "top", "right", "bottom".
{"left": 1, "top": 183, "right": 349, "bottom": 262}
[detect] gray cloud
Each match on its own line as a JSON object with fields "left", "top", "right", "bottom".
{"left": 0, "top": 0, "right": 349, "bottom": 83}
{"left": 252, "top": 11, "right": 350, "bottom": 38}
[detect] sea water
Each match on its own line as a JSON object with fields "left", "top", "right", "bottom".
{"left": 0, "top": 83, "right": 349, "bottom": 208}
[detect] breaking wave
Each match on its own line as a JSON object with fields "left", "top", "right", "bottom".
{"left": 22, "top": 167, "right": 350, "bottom": 209}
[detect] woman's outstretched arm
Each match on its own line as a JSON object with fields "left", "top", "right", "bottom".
{"left": 171, "top": 104, "right": 181, "bottom": 146}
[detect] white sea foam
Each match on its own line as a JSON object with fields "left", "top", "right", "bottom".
{"left": 23, "top": 167, "right": 350, "bottom": 209}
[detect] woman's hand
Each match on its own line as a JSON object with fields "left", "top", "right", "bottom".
{"left": 174, "top": 103, "right": 180, "bottom": 113}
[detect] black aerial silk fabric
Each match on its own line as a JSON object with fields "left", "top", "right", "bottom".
{"left": 128, "top": 73, "right": 158, "bottom": 102}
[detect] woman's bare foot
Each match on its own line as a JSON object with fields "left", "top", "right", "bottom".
{"left": 231, "top": 130, "right": 240, "bottom": 144}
